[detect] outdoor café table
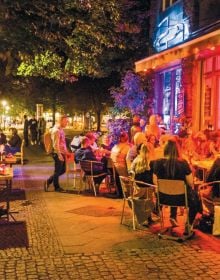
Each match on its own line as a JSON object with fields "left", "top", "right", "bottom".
{"left": 0, "top": 167, "right": 15, "bottom": 221}
{"left": 192, "top": 159, "right": 214, "bottom": 182}
{"left": 0, "top": 156, "right": 17, "bottom": 167}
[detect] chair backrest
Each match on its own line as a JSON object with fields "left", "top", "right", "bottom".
{"left": 65, "top": 152, "right": 74, "bottom": 163}
{"left": 119, "top": 176, "right": 135, "bottom": 199}
{"left": 157, "top": 179, "right": 188, "bottom": 207}
{"left": 21, "top": 139, "right": 24, "bottom": 154}
{"left": 80, "top": 160, "right": 104, "bottom": 176}
{"left": 198, "top": 180, "right": 220, "bottom": 200}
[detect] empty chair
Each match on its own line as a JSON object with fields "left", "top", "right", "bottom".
{"left": 14, "top": 139, "right": 25, "bottom": 165}
{"left": 65, "top": 153, "right": 82, "bottom": 193}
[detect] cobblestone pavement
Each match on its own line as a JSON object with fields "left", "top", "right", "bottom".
{"left": 0, "top": 145, "right": 219, "bottom": 280}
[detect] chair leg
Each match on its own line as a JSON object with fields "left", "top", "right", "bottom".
{"left": 91, "top": 180, "right": 97, "bottom": 197}
{"left": 131, "top": 200, "right": 136, "bottom": 230}
{"left": 121, "top": 199, "right": 126, "bottom": 225}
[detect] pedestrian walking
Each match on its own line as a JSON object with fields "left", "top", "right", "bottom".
{"left": 28, "top": 115, "right": 38, "bottom": 145}
{"left": 23, "top": 115, "right": 29, "bottom": 147}
{"left": 44, "top": 115, "right": 69, "bottom": 192}
{"left": 37, "top": 117, "right": 46, "bottom": 145}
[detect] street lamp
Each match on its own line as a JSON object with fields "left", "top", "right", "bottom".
{"left": 2, "top": 100, "right": 7, "bottom": 131}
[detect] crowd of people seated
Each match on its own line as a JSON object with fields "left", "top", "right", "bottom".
{"left": 70, "top": 114, "right": 220, "bottom": 233}
{"left": 0, "top": 127, "right": 22, "bottom": 156}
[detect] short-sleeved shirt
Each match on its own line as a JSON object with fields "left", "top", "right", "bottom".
{"left": 151, "top": 158, "right": 192, "bottom": 206}
{"left": 152, "top": 158, "right": 191, "bottom": 181}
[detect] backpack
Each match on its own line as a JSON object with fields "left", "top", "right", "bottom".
{"left": 70, "top": 136, "right": 82, "bottom": 152}
{"left": 44, "top": 131, "right": 53, "bottom": 154}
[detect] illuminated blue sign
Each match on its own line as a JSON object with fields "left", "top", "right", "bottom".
{"left": 153, "top": 3, "right": 190, "bottom": 52}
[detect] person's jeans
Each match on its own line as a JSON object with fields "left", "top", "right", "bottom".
{"left": 48, "top": 153, "right": 66, "bottom": 189}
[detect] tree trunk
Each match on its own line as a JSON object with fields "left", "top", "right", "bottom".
{"left": 52, "top": 92, "right": 57, "bottom": 126}
{"left": 96, "top": 110, "right": 101, "bottom": 131}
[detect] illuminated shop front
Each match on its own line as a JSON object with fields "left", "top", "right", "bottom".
{"left": 135, "top": 1, "right": 220, "bottom": 133}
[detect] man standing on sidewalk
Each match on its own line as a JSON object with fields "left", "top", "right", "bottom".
{"left": 44, "top": 115, "right": 69, "bottom": 192}
{"left": 23, "top": 115, "right": 29, "bottom": 147}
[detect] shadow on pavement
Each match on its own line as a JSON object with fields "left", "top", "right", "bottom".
{"left": 0, "top": 221, "right": 29, "bottom": 249}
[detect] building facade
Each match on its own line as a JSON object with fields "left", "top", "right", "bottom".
{"left": 135, "top": 0, "right": 220, "bottom": 133}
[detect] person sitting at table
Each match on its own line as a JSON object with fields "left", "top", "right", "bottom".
{"left": 206, "top": 157, "right": 220, "bottom": 198}
{"left": 192, "top": 131, "right": 210, "bottom": 160}
{"left": 152, "top": 139, "right": 202, "bottom": 234}
{"left": 100, "top": 134, "right": 113, "bottom": 157}
{"left": 4, "top": 128, "right": 22, "bottom": 155}
{"left": 145, "top": 114, "right": 161, "bottom": 141}
{"left": 74, "top": 136, "right": 108, "bottom": 193}
{"left": 126, "top": 132, "right": 147, "bottom": 171}
{"left": 85, "top": 131, "right": 98, "bottom": 151}
{"left": 146, "top": 134, "right": 158, "bottom": 160}
{"left": 0, "top": 129, "right": 7, "bottom": 145}
{"left": 130, "top": 143, "right": 155, "bottom": 226}
{"left": 110, "top": 131, "right": 131, "bottom": 198}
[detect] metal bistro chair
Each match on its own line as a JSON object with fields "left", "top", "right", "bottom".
{"left": 14, "top": 139, "right": 25, "bottom": 165}
{"left": 157, "top": 179, "right": 194, "bottom": 242}
{"left": 65, "top": 153, "right": 82, "bottom": 193}
{"left": 79, "top": 160, "right": 108, "bottom": 196}
{"left": 198, "top": 180, "right": 220, "bottom": 215}
{"left": 0, "top": 169, "right": 18, "bottom": 222}
{"left": 119, "top": 175, "right": 156, "bottom": 230}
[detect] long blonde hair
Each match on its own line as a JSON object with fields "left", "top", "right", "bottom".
{"left": 133, "top": 144, "right": 150, "bottom": 174}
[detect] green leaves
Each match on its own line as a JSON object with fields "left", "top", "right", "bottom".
{"left": 1, "top": 0, "right": 150, "bottom": 80}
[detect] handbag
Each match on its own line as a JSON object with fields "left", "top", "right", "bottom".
{"left": 198, "top": 214, "right": 214, "bottom": 234}
{"left": 212, "top": 205, "right": 220, "bottom": 236}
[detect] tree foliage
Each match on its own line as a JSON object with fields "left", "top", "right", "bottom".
{"left": 110, "top": 70, "right": 149, "bottom": 116}
{"left": 0, "top": 0, "right": 150, "bottom": 80}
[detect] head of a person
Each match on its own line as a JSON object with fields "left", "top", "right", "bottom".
{"left": 58, "top": 115, "right": 69, "bottom": 128}
{"left": 85, "top": 132, "right": 97, "bottom": 144}
{"left": 102, "top": 134, "right": 111, "bottom": 146}
{"left": 164, "top": 139, "right": 180, "bottom": 159}
{"left": 119, "top": 131, "right": 129, "bottom": 143}
{"left": 10, "top": 127, "right": 17, "bottom": 136}
{"left": 24, "top": 115, "right": 27, "bottom": 119}
{"left": 132, "top": 115, "right": 140, "bottom": 125}
{"left": 149, "top": 114, "right": 158, "bottom": 126}
{"left": 147, "top": 134, "right": 157, "bottom": 146}
{"left": 138, "top": 143, "right": 149, "bottom": 157}
{"left": 133, "top": 132, "right": 147, "bottom": 147}
{"left": 139, "top": 116, "right": 147, "bottom": 128}
{"left": 134, "top": 143, "right": 150, "bottom": 173}
{"left": 80, "top": 136, "right": 91, "bottom": 148}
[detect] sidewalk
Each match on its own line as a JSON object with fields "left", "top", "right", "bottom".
{"left": 0, "top": 144, "right": 219, "bottom": 280}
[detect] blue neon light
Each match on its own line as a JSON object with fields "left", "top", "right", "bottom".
{"left": 153, "top": 3, "right": 190, "bottom": 52}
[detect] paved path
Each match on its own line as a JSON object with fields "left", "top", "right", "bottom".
{"left": 0, "top": 145, "right": 219, "bottom": 279}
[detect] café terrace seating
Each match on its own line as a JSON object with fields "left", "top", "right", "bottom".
{"left": 119, "top": 175, "right": 156, "bottom": 230}
{"left": 157, "top": 179, "right": 194, "bottom": 242}
{"left": 65, "top": 153, "right": 82, "bottom": 193}
{"left": 79, "top": 160, "right": 108, "bottom": 196}
{"left": 14, "top": 139, "right": 25, "bottom": 165}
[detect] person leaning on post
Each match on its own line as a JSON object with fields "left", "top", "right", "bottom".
{"left": 44, "top": 115, "right": 69, "bottom": 192}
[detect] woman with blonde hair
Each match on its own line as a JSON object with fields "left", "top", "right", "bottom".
{"left": 130, "top": 143, "right": 155, "bottom": 226}
{"left": 131, "top": 143, "right": 153, "bottom": 185}
{"left": 145, "top": 114, "right": 161, "bottom": 140}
